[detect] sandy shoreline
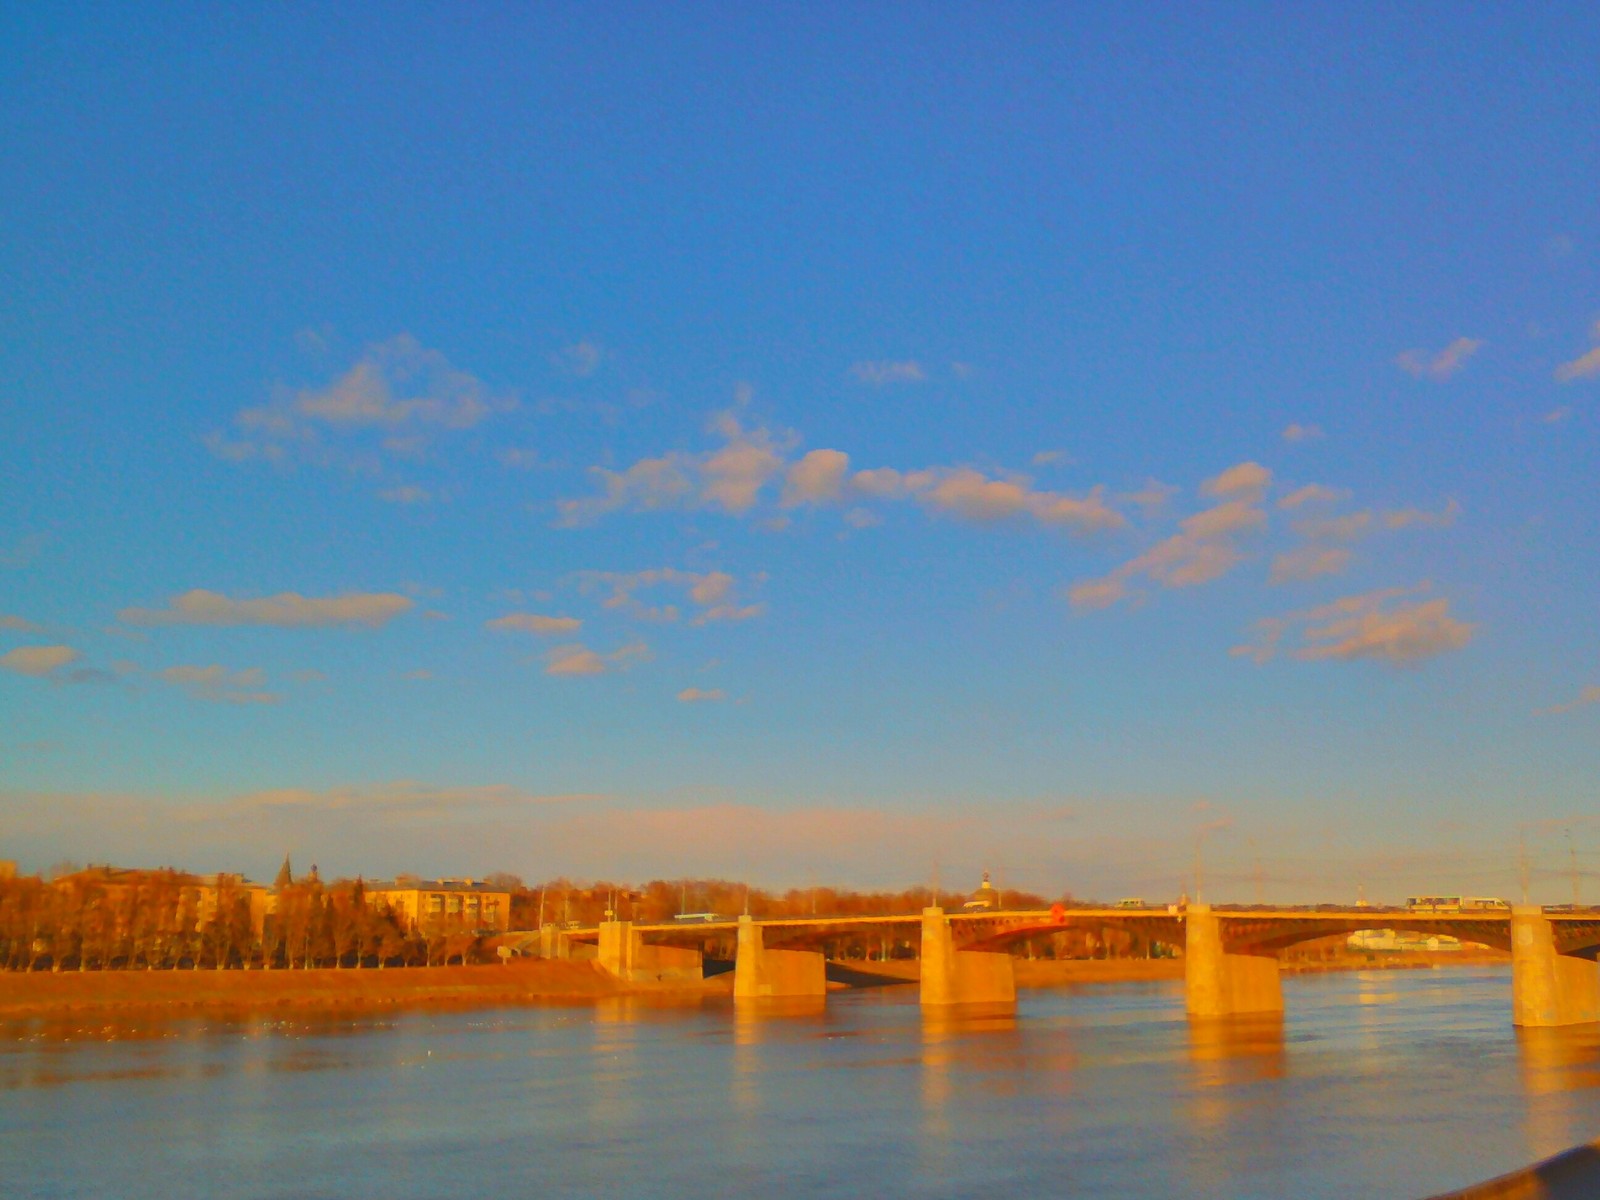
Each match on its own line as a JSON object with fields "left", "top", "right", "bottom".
{"left": 0, "top": 960, "right": 696, "bottom": 1022}
{"left": 0, "top": 953, "right": 1507, "bottom": 1024}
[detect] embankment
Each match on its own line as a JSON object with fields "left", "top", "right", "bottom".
{"left": 834, "top": 953, "right": 1502, "bottom": 988}
{"left": 832, "top": 958, "right": 1188, "bottom": 986}
{"left": 0, "top": 960, "right": 657, "bottom": 1020}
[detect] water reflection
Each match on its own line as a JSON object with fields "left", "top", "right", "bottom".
{"left": 1184, "top": 1014, "right": 1286, "bottom": 1141}
{"left": 919, "top": 1004, "right": 1019, "bottom": 1148}
{"left": 732, "top": 995, "right": 828, "bottom": 1042}
{"left": 588, "top": 997, "right": 642, "bottom": 1133}
{"left": 1186, "top": 1013, "right": 1286, "bottom": 1083}
{"left": 6, "top": 971, "right": 1600, "bottom": 1200}
{"left": 1518, "top": 1026, "right": 1600, "bottom": 1095}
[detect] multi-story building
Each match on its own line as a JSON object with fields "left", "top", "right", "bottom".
{"left": 364, "top": 878, "right": 511, "bottom": 933}
{"left": 51, "top": 866, "right": 274, "bottom": 937}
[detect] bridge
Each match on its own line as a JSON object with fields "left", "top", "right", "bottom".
{"left": 515, "top": 903, "right": 1600, "bottom": 1026}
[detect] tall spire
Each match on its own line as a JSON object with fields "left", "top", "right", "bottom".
{"left": 273, "top": 855, "right": 294, "bottom": 891}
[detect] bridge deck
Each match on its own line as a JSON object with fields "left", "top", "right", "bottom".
{"left": 551, "top": 906, "right": 1600, "bottom": 939}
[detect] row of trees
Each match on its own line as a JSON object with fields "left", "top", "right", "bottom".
{"left": 0, "top": 866, "right": 1178, "bottom": 971}
{"left": 0, "top": 869, "right": 482, "bottom": 972}
{"left": 505, "top": 876, "right": 1059, "bottom": 926}
{"left": 500, "top": 877, "right": 1174, "bottom": 960}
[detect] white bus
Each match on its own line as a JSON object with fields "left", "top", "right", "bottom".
{"left": 1405, "top": 896, "right": 1509, "bottom": 913}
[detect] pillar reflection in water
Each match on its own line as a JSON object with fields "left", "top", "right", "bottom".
{"left": 586, "top": 997, "right": 643, "bottom": 1133}
{"left": 1518, "top": 1025, "right": 1600, "bottom": 1166}
{"left": 1185, "top": 1015, "right": 1286, "bottom": 1114}
{"left": 731, "top": 996, "right": 827, "bottom": 1116}
{"left": 919, "top": 1002, "right": 1019, "bottom": 1175}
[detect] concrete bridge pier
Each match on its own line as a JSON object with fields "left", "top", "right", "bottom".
{"left": 1184, "top": 905, "right": 1283, "bottom": 1018}
{"left": 537, "top": 923, "right": 571, "bottom": 960}
{"left": 919, "top": 907, "right": 1016, "bottom": 1007}
{"left": 596, "top": 920, "right": 704, "bottom": 984}
{"left": 1511, "top": 906, "right": 1600, "bottom": 1027}
{"left": 733, "top": 915, "right": 827, "bottom": 1000}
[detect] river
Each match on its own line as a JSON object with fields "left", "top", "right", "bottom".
{"left": 3, "top": 965, "right": 1599, "bottom": 1199}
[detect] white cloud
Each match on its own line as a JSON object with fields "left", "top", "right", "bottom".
{"left": 119, "top": 589, "right": 413, "bottom": 629}
{"left": 558, "top": 454, "right": 698, "bottom": 525}
{"left": 208, "top": 335, "right": 511, "bottom": 469}
{"left": 1065, "top": 577, "right": 1129, "bottom": 611}
{"left": 782, "top": 449, "right": 851, "bottom": 507}
{"left": 157, "top": 664, "right": 280, "bottom": 705}
{"left": 702, "top": 437, "right": 785, "bottom": 514}
{"left": 676, "top": 687, "right": 726, "bottom": 703}
{"left": 1292, "top": 502, "right": 1457, "bottom": 542}
{"left": 1122, "top": 480, "right": 1179, "bottom": 512}
{"left": 1234, "top": 586, "right": 1475, "bottom": 667}
{"left": 689, "top": 572, "right": 734, "bottom": 606}
{"left": 850, "top": 361, "right": 926, "bottom": 385}
{"left": 292, "top": 335, "right": 500, "bottom": 428}
{"left": 486, "top": 613, "right": 583, "bottom": 635}
{"left": 0, "top": 614, "right": 44, "bottom": 633}
{"left": 0, "top": 645, "right": 80, "bottom": 677}
{"left": 917, "top": 468, "right": 1032, "bottom": 521}
{"left": 1555, "top": 322, "right": 1600, "bottom": 383}
{"left": 557, "top": 409, "right": 792, "bottom": 525}
{"left": 1292, "top": 512, "right": 1374, "bottom": 542}
{"left": 1397, "top": 337, "right": 1482, "bottom": 380}
{"left": 908, "top": 467, "right": 1126, "bottom": 534}
{"left": 545, "top": 640, "right": 650, "bottom": 678}
{"left": 546, "top": 645, "right": 606, "bottom": 677}
{"left": 1180, "top": 500, "right": 1266, "bottom": 540}
{"left": 1201, "top": 461, "right": 1272, "bottom": 501}
{"left": 694, "top": 603, "right": 766, "bottom": 625}
{"left": 1556, "top": 347, "right": 1600, "bottom": 383}
{"left": 574, "top": 568, "right": 760, "bottom": 625}
{"left": 1278, "top": 484, "right": 1349, "bottom": 510}
{"left": 1299, "top": 598, "right": 1475, "bottom": 665}
{"left": 1282, "top": 423, "right": 1325, "bottom": 443}
{"left": 1384, "top": 499, "right": 1460, "bottom": 530}
{"left": 1069, "top": 477, "right": 1269, "bottom": 610}
{"left": 850, "top": 467, "right": 911, "bottom": 499}
{"left": 1269, "top": 546, "right": 1353, "bottom": 585}
{"left": 1539, "top": 686, "right": 1600, "bottom": 716}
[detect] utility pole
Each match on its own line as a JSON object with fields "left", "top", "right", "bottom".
{"left": 1194, "top": 829, "right": 1207, "bottom": 906}
{"left": 1568, "top": 830, "right": 1581, "bottom": 908}
{"left": 1519, "top": 830, "right": 1531, "bottom": 906}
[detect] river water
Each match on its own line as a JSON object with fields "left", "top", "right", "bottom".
{"left": 4, "top": 966, "right": 1600, "bottom": 1199}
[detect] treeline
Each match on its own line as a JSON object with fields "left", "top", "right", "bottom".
{"left": 0, "top": 868, "right": 1166, "bottom": 972}
{"left": 0, "top": 872, "right": 482, "bottom": 972}
{"left": 515, "top": 878, "right": 1058, "bottom": 926}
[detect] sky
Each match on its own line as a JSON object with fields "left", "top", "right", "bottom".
{"left": 1, "top": 5, "right": 1597, "bottom": 902}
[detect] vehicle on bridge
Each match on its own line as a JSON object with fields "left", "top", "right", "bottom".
{"left": 1405, "top": 895, "right": 1510, "bottom": 913}
{"left": 672, "top": 912, "right": 727, "bottom": 923}
{"left": 1115, "top": 898, "right": 1146, "bottom": 909}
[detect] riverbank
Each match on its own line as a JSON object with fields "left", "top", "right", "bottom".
{"left": 835, "top": 952, "right": 1505, "bottom": 988}
{"left": 845, "top": 958, "right": 1191, "bottom": 986}
{"left": 0, "top": 960, "right": 672, "bottom": 1020}
{"left": 0, "top": 951, "right": 1511, "bottom": 1023}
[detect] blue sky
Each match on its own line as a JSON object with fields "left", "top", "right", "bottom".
{"left": 2, "top": 5, "right": 1597, "bottom": 901}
